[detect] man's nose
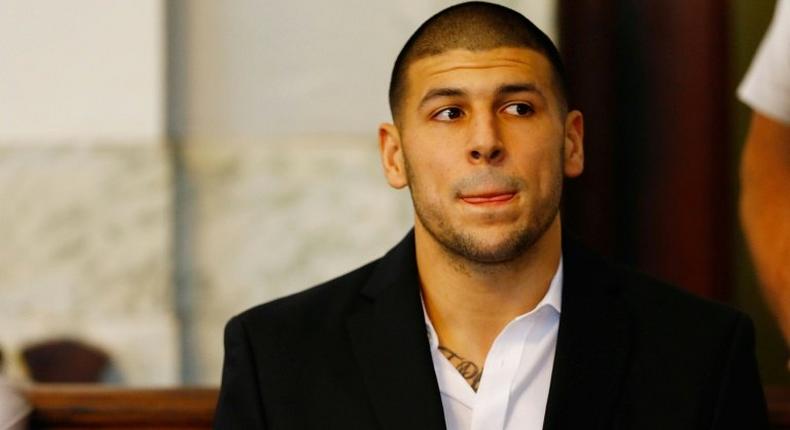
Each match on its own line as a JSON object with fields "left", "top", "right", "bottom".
{"left": 467, "top": 114, "right": 505, "bottom": 164}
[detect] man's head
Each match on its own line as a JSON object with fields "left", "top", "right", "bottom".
{"left": 388, "top": 1, "right": 569, "bottom": 125}
{"left": 379, "top": 2, "right": 584, "bottom": 266}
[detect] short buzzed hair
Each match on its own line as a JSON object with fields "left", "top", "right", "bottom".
{"left": 388, "top": 1, "right": 568, "bottom": 122}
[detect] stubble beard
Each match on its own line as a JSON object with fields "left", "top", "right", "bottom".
{"left": 404, "top": 156, "right": 563, "bottom": 267}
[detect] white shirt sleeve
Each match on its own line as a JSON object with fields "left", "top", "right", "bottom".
{"left": 737, "top": 0, "right": 790, "bottom": 125}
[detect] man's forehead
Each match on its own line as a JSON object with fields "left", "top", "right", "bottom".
{"left": 412, "top": 47, "right": 546, "bottom": 69}
{"left": 406, "top": 47, "right": 553, "bottom": 91}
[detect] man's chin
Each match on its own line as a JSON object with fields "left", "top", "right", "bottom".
{"left": 441, "top": 228, "right": 540, "bottom": 265}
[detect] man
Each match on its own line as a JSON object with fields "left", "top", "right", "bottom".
{"left": 738, "top": 0, "right": 790, "bottom": 348}
{"left": 214, "top": 3, "right": 768, "bottom": 429}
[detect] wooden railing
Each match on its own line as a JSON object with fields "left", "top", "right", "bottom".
{"left": 25, "top": 385, "right": 218, "bottom": 429}
{"left": 769, "top": 386, "right": 790, "bottom": 430}
{"left": 21, "top": 385, "right": 790, "bottom": 429}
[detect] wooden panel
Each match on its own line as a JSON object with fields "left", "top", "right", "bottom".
{"left": 769, "top": 386, "right": 790, "bottom": 429}
{"left": 558, "top": 0, "right": 619, "bottom": 258}
{"left": 558, "top": 0, "right": 731, "bottom": 300}
{"left": 25, "top": 385, "right": 217, "bottom": 429}
{"left": 22, "top": 385, "right": 789, "bottom": 427}
{"left": 631, "top": 0, "right": 731, "bottom": 301}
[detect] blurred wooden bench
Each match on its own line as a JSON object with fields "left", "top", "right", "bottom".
{"left": 770, "top": 386, "right": 790, "bottom": 430}
{"left": 25, "top": 385, "right": 218, "bottom": 429}
{"left": 22, "top": 384, "right": 790, "bottom": 429}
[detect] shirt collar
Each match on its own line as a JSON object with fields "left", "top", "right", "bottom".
{"left": 422, "top": 256, "right": 564, "bottom": 347}
{"left": 540, "top": 256, "right": 563, "bottom": 314}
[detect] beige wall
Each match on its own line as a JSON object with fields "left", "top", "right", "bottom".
{"left": 0, "top": 0, "right": 164, "bottom": 142}
{"left": 0, "top": 0, "right": 558, "bottom": 385}
{"left": 170, "top": 0, "right": 556, "bottom": 137}
{"left": 0, "top": 0, "right": 177, "bottom": 385}
{"left": 171, "top": 0, "right": 559, "bottom": 384}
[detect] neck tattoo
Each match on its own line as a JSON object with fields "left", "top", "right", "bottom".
{"left": 438, "top": 345, "right": 483, "bottom": 391}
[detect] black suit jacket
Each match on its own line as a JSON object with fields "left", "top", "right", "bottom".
{"left": 214, "top": 231, "right": 768, "bottom": 429}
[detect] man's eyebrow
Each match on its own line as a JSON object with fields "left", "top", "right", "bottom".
{"left": 496, "top": 83, "right": 545, "bottom": 100}
{"left": 418, "top": 87, "right": 467, "bottom": 109}
{"left": 417, "top": 83, "right": 546, "bottom": 109}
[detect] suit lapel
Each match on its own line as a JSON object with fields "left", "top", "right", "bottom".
{"left": 346, "top": 232, "right": 631, "bottom": 429}
{"left": 542, "top": 237, "right": 632, "bottom": 429}
{"left": 346, "top": 231, "right": 447, "bottom": 430}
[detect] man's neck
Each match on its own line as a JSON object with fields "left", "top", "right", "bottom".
{"left": 416, "top": 216, "right": 562, "bottom": 371}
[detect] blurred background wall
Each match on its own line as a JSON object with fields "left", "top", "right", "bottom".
{"left": 0, "top": 0, "right": 177, "bottom": 384}
{"left": 0, "top": 0, "right": 554, "bottom": 385}
{"left": 0, "top": 0, "right": 786, "bottom": 387}
{"left": 166, "top": 0, "right": 554, "bottom": 384}
{"left": 558, "top": 0, "right": 788, "bottom": 385}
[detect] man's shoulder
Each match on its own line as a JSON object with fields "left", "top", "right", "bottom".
{"left": 230, "top": 257, "right": 381, "bottom": 333}
{"left": 226, "top": 231, "right": 417, "bottom": 341}
{"left": 604, "top": 260, "right": 750, "bottom": 344}
{"left": 566, "top": 239, "right": 749, "bottom": 338}
{"left": 621, "top": 265, "right": 741, "bottom": 323}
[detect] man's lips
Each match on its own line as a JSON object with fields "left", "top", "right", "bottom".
{"left": 460, "top": 192, "right": 516, "bottom": 204}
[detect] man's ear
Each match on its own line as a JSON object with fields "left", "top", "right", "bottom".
{"left": 379, "top": 122, "right": 408, "bottom": 189}
{"left": 563, "top": 110, "right": 584, "bottom": 178}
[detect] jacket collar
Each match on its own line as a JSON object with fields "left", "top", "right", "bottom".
{"left": 542, "top": 235, "right": 631, "bottom": 429}
{"left": 346, "top": 230, "right": 448, "bottom": 429}
{"left": 346, "top": 230, "right": 631, "bottom": 430}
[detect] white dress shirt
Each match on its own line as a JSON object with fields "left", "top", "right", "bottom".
{"left": 738, "top": 0, "right": 790, "bottom": 124}
{"left": 422, "top": 259, "right": 563, "bottom": 430}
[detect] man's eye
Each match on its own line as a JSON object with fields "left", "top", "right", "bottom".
{"left": 433, "top": 107, "right": 464, "bottom": 121}
{"left": 503, "top": 103, "right": 534, "bottom": 116}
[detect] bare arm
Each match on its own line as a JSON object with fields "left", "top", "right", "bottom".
{"left": 739, "top": 111, "right": 790, "bottom": 345}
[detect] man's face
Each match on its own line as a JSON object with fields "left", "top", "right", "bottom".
{"left": 379, "top": 47, "right": 583, "bottom": 264}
